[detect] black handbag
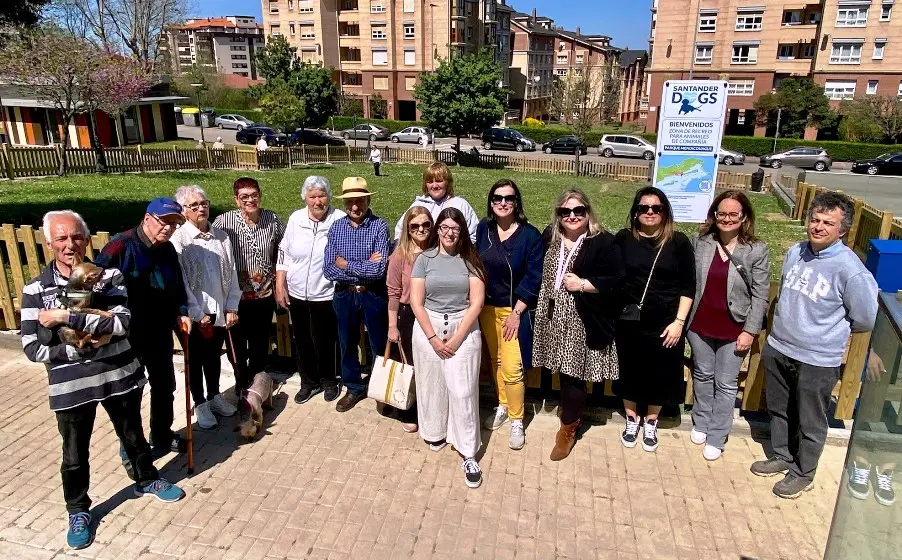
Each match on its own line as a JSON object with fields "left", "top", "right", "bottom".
{"left": 620, "top": 244, "right": 664, "bottom": 322}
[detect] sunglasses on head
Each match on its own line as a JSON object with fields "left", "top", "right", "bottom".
{"left": 638, "top": 204, "right": 664, "bottom": 215}
{"left": 556, "top": 206, "right": 588, "bottom": 219}
{"left": 491, "top": 194, "right": 517, "bottom": 205}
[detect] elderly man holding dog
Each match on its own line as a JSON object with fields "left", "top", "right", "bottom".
{"left": 21, "top": 210, "right": 185, "bottom": 550}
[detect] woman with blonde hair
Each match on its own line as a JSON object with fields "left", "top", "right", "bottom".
{"left": 532, "top": 188, "right": 624, "bottom": 461}
{"left": 393, "top": 161, "right": 479, "bottom": 242}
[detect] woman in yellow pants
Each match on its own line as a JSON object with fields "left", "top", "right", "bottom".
{"left": 475, "top": 179, "right": 544, "bottom": 450}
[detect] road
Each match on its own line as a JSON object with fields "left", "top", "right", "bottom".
{"left": 804, "top": 171, "right": 902, "bottom": 214}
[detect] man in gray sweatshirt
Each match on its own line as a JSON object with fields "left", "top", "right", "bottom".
{"left": 751, "top": 192, "right": 878, "bottom": 499}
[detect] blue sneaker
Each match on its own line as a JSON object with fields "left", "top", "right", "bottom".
{"left": 135, "top": 479, "right": 185, "bottom": 503}
{"left": 66, "top": 512, "right": 93, "bottom": 549}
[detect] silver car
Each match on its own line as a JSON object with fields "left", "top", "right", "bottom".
{"left": 598, "top": 134, "right": 656, "bottom": 160}
{"left": 760, "top": 147, "right": 832, "bottom": 171}
{"left": 215, "top": 114, "right": 255, "bottom": 130}
{"left": 718, "top": 148, "right": 745, "bottom": 165}
{"left": 341, "top": 124, "right": 391, "bottom": 141}
{"left": 390, "top": 126, "right": 433, "bottom": 145}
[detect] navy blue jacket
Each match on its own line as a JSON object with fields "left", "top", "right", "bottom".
{"left": 475, "top": 218, "right": 544, "bottom": 370}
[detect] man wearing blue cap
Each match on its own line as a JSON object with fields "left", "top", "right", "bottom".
{"left": 95, "top": 198, "right": 193, "bottom": 459}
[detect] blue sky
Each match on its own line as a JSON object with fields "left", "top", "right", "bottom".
{"left": 191, "top": 0, "right": 652, "bottom": 51}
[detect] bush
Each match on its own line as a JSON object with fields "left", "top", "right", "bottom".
{"left": 719, "top": 136, "right": 892, "bottom": 161}
{"left": 523, "top": 117, "right": 544, "bottom": 128}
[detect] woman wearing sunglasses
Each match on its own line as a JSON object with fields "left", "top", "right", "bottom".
{"left": 686, "top": 191, "right": 769, "bottom": 461}
{"left": 475, "top": 179, "right": 543, "bottom": 450}
{"left": 410, "top": 208, "right": 487, "bottom": 488}
{"left": 614, "top": 186, "right": 696, "bottom": 452}
{"left": 393, "top": 162, "right": 479, "bottom": 242}
{"left": 533, "top": 188, "right": 624, "bottom": 461}
{"left": 384, "top": 206, "right": 433, "bottom": 432}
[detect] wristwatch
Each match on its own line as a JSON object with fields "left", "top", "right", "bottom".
{"left": 513, "top": 308, "right": 523, "bottom": 316}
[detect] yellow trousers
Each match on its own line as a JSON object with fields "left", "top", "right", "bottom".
{"left": 479, "top": 305, "right": 525, "bottom": 420}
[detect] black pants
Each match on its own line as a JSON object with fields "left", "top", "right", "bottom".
{"left": 134, "top": 327, "right": 178, "bottom": 450}
{"left": 288, "top": 297, "right": 338, "bottom": 390}
{"left": 764, "top": 343, "right": 841, "bottom": 482}
{"left": 373, "top": 162, "right": 381, "bottom": 176}
{"left": 559, "top": 373, "right": 587, "bottom": 425}
{"left": 228, "top": 296, "right": 275, "bottom": 391}
{"left": 387, "top": 303, "right": 417, "bottom": 423}
{"left": 57, "top": 389, "right": 158, "bottom": 513}
{"left": 188, "top": 320, "right": 227, "bottom": 405}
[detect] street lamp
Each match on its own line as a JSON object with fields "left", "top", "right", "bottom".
{"left": 190, "top": 82, "right": 206, "bottom": 145}
{"left": 531, "top": 75, "right": 541, "bottom": 122}
{"left": 771, "top": 88, "right": 782, "bottom": 154}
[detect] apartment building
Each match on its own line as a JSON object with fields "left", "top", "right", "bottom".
{"left": 619, "top": 49, "right": 648, "bottom": 123}
{"left": 509, "top": 10, "right": 557, "bottom": 120}
{"left": 644, "top": 0, "right": 902, "bottom": 138}
{"left": 159, "top": 16, "right": 265, "bottom": 78}
{"left": 263, "top": 0, "right": 511, "bottom": 120}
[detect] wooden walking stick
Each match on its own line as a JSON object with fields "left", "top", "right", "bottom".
{"left": 180, "top": 322, "right": 194, "bottom": 475}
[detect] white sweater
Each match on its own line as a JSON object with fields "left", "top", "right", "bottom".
{"left": 276, "top": 206, "right": 347, "bottom": 301}
{"left": 393, "top": 195, "right": 479, "bottom": 242}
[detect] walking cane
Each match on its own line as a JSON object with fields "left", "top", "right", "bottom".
{"left": 179, "top": 322, "right": 194, "bottom": 475}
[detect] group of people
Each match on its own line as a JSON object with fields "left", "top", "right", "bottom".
{"left": 22, "top": 161, "right": 880, "bottom": 550}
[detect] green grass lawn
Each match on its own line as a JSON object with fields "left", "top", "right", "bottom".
{"left": 0, "top": 163, "right": 804, "bottom": 279}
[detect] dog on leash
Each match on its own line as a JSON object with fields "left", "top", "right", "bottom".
{"left": 237, "top": 372, "right": 274, "bottom": 440}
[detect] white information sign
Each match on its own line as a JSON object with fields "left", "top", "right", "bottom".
{"left": 652, "top": 80, "right": 729, "bottom": 223}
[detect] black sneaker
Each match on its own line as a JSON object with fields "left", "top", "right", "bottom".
{"left": 750, "top": 457, "right": 791, "bottom": 477}
{"left": 642, "top": 417, "right": 659, "bottom": 452}
{"left": 462, "top": 457, "right": 482, "bottom": 488}
{"left": 621, "top": 415, "right": 640, "bottom": 448}
{"left": 847, "top": 460, "right": 871, "bottom": 500}
{"left": 323, "top": 385, "right": 340, "bottom": 402}
{"left": 773, "top": 474, "right": 813, "bottom": 499}
{"left": 875, "top": 466, "right": 896, "bottom": 506}
{"left": 294, "top": 385, "right": 323, "bottom": 404}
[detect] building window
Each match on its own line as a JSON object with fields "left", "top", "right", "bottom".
{"left": 576, "top": 53, "right": 584, "bottom": 64}
{"left": 404, "top": 23, "right": 415, "bottom": 38}
{"left": 371, "top": 1, "right": 386, "bottom": 12}
{"left": 898, "top": 82, "right": 902, "bottom": 98}
{"left": 695, "top": 45, "right": 713, "bottom": 64}
{"left": 731, "top": 44, "right": 759, "bottom": 64}
{"left": 555, "top": 68, "right": 568, "bottom": 76}
{"left": 372, "top": 25, "right": 386, "bottom": 39}
{"left": 836, "top": 6, "right": 868, "bottom": 26}
{"left": 782, "top": 10, "right": 802, "bottom": 25}
{"left": 728, "top": 79, "right": 755, "bottom": 96}
{"left": 342, "top": 72, "right": 362, "bottom": 86}
{"left": 289, "top": 22, "right": 296, "bottom": 35}
{"left": 466, "top": 1, "right": 472, "bottom": 16}
{"left": 867, "top": 80, "right": 879, "bottom": 94}
{"left": 830, "top": 43, "right": 862, "bottom": 64}
{"left": 406, "top": 76, "right": 417, "bottom": 91}
{"left": 557, "top": 54, "right": 567, "bottom": 64}
{"left": 373, "top": 76, "right": 388, "bottom": 90}
{"left": 232, "top": 63, "right": 249, "bottom": 69}
{"left": 824, "top": 80, "right": 856, "bottom": 100}
{"left": 372, "top": 49, "right": 388, "bottom": 65}
{"left": 874, "top": 41, "right": 886, "bottom": 59}
{"left": 735, "top": 11, "right": 763, "bottom": 31}
{"left": 270, "top": 25, "right": 280, "bottom": 36}
{"left": 230, "top": 45, "right": 246, "bottom": 51}
{"left": 403, "top": 0, "right": 414, "bottom": 13}
{"left": 778, "top": 44, "right": 796, "bottom": 59}
{"left": 300, "top": 26, "right": 315, "bottom": 38}
{"left": 801, "top": 43, "right": 816, "bottom": 58}
{"left": 231, "top": 54, "right": 248, "bottom": 60}
{"left": 236, "top": 72, "right": 249, "bottom": 77}
{"left": 881, "top": 4, "right": 892, "bottom": 20}
{"left": 404, "top": 49, "right": 415, "bottom": 65}
{"left": 298, "top": 0, "right": 313, "bottom": 13}
{"left": 467, "top": 26, "right": 472, "bottom": 40}
{"left": 737, "top": 110, "right": 746, "bottom": 125}
{"left": 699, "top": 15, "right": 717, "bottom": 32}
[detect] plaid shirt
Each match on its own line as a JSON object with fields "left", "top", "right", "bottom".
{"left": 323, "top": 210, "right": 390, "bottom": 285}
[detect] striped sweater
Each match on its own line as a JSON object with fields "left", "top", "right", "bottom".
{"left": 21, "top": 262, "right": 146, "bottom": 411}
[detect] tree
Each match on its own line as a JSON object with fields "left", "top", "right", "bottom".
{"left": 258, "top": 80, "right": 306, "bottom": 134}
{"left": 414, "top": 49, "right": 505, "bottom": 153}
{"left": 254, "top": 34, "right": 296, "bottom": 83}
{"left": 0, "top": 0, "right": 51, "bottom": 28}
{"left": 550, "top": 68, "right": 599, "bottom": 172}
{"left": 338, "top": 93, "right": 364, "bottom": 117}
{"left": 598, "top": 56, "right": 622, "bottom": 125}
{"left": 369, "top": 93, "right": 387, "bottom": 119}
{"left": 839, "top": 95, "right": 902, "bottom": 144}
{"left": 753, "top": 78, "right": 836, "bottom": 138}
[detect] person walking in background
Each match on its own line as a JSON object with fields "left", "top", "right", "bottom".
{"left": 212, "top": 137, "right": 225, "bottom": 150}
{"left": 255, "top": 135, "right": 268, "bottom": 152}
{"left": 614, "top": 187, "right": 695, "bottom": 453}
{"left": 276, "top": 176, "right": 346, "bottom": 405}
{"left": 532, "top": 189, "right": 624, "bottom": 461}
{"left": 370, "top": 145, "right": 382, "bottom": 176}
{"left": 324, "top": 177, "right": 390, "bottom": 413}
{"left": 475, "top": 179, "right": 543, "bottom": 451}
{"left": 394, "top": 162, "right": 479, "bottom": 242}
{"left": 385, "top": 206, "right": 433, "bottom": 433}
{"left": 410, "top": 207, "right": 486, "bottom": 488}
{"left": 95, "top": 198, "right": 192, "bottom": 459}
{"left": 752, "top": 192, "right": 878, "bottom": 499}
{"left": 213, "top": 177, "right": 285, "bottom": 394}
{"left": 687, "top": 191, "right": 769, "bottom": 461}
{"left": 170, "top": 185, "right": 241, "bottom": 430}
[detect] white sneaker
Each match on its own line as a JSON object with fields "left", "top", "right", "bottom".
{"left": 509, "top": 421, "right": 525, "bottom": 450}
{"left": 209, "top": 394, "right": 237, "bottom": 417}
{"left": 703, "top": 444, "right": 722, "bottom": 461}
{"left": 195, "top": 401, "right": 218, "bottom": 429}
{"left": 484, "top": 406, "right": 509, "bottom": 430}
{"left": 690, "top": 428, "right": 706, "bottom": 445}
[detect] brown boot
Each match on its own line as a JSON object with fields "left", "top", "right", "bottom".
{"left": 550, "top": 418, "right": 582, "bottom": 461}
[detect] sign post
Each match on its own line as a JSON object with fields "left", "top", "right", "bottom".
{"left": 652, "top": 80, "right": 729, "bottom": 223}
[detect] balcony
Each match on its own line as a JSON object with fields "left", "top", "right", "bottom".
{"left": 639, "top": 97, "right": 649, "bottom": 110}
{"left": 338, "top": 22, "right": 360, "bottom": 38}
{"left": 779, "top": 24, "right": 817, "bottom": 44}
{"left": 340, "top": 0, "right": 358, "bottom": 10}
{"left": 451, "top": 1, "right": 465, "bottom": 19}
{"left": 340, "top": 47, "right": 362, "bottom": 63}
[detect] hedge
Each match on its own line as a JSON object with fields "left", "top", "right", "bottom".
{"left": 719, "top": 137, "right": 893, "bottom": 162}
{"left": 211, "top": 108, "right": 263, "bottom": 121}
{"left": 330, "top": 116, "right": 426, "bottom": 134}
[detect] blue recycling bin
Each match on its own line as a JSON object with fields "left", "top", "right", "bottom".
{"left": 865, "top": 239, "right": 902, "bottom": 292}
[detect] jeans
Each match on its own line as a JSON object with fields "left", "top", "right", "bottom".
{"left": 333, "top": 287, "right": 388, "bottom": 395}
{"left": 228, "top": 296, "right": 275, "bottom": 391}
{"left": 288, "top": 297, "right": 339, "bottom": 390}
{"left": 57, "top": 389, "right": 158, "bottom": 513}
{"left": 687, "top": 331, "right": 746, "bottom": 449}
{"left": 479, "top": 306, "right": 525, "bottom": 421}
{"left": 763, "top": 343, "right": 841, "bottom": 482}
{"left": 135, "top": 327, "right": 177, "bottom": 450}
{"left": 373, "top": 162, "right": 381, "bottom": 176}
{"left": 187, "top": 320, "right": 227, "bottom": 406}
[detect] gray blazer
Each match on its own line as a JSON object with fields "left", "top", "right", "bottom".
{"left": 688, "top": 233, "right": 770, "bottom": 334}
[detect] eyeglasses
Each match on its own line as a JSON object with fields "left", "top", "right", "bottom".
{"left": 438, "top": 225, "right": 461, "bottom": 235}
{"left": 409, "top": 223, "right": 432, "bottom": 232}
{"left": 715, "top": 211, "right": 743, "bottom": 220}
{"left": 151, "top": 214, "right": 182, "bottom": 230}
{"left": 556, "top": 206, "right": 587, "bottom": 219}
{"left": 186, "top": 200, "right": 210, "bottom": 211}
{"left": 491, "top": 194, "right": 517, "bottom": 205}
{"left": 638, "top": 204, "right": 664, "bottom": 215}
{"left": 237, "top": 193, "right": 261, "bottom": 202}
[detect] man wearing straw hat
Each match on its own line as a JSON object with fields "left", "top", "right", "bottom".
{"left": 323, "top": 177, "right": 390, "bottom": 412}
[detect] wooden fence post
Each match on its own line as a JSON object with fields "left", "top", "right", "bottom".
{"left": 301, "top": 144, "right": 307, "bottom": 164}
{"left": 136, "top": 145, "right": 145, "bottom": 173}
{"left": 845, "top": 197, "right": 865, "bottom": 248}
{"left": 347, "top": 145, "right": 351, "bottom": 162}
{"left": 325, "top": 144, "right": 330, "bottom": 162}
{"left": 204, "top": 145, "right": 212, "bottom": 169}
{"left": 835, "top": 331, "right": 872, "bottom": 420}
{"left": 878, "top": 211, "right": 895, "bottom": 239}
{"left": 0, "top": 244, "right": 15, "bottom": 329}
{"left": 1, "top": 144, "right": 14, "bottom": 180}
{"left": 172, "top": 145, "right": 180, "bottom": 171}
{"left": 233, "top": 146, "right": 240, "bottom": 168}
{"left": 18, "top": 225, "right": 42, "bottom": 279}
{"left": 741, "top": 282, "right": 779, "bottom": 412}
{"left": 1, "top": 224, "right": 26, "bottom": 300}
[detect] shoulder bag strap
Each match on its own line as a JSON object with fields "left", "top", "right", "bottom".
{"left": 717, "top": 240, "right": 752, "bottom": 292}
{"left": 638, "top": 244, "right": 664, "bottom": 309}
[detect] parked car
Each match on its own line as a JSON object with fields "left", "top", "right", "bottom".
{"left": 390, "top": 126, "right": 433, "bottom": 145}
{"left": 215, "top": 114, "right": 256, "bottom": 130}
{"left": 235, "top": 126, "right": 288, "bottom": 146}
{"left": 341, "top": 123, "right": 390, "bottom": 141}
{"left": 290, "top": 128, "right": 346, "bottom": 146}
{"left": 598, "top": 134, "right": 656, "bottom": 160}
{"left": 851, "top": 152, "right": 902, "bottom": 176}
{"left": 481, "top": 127, "right": 537, "bottom": 152}
{"left": 718, "top": 148, "right": 745, "bottom": 166}
{"left": 542, "top": 135, "right": 587, "bottom": 155}
{"left": 760, "top": 147, "right": 831, "bottom": 171}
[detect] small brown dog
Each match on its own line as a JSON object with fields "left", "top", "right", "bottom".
{"left": 237, "top": 372, "right": 274, "bottom": 440}
{"left": 58, "top": 260, "right": 114, "bottom": 349}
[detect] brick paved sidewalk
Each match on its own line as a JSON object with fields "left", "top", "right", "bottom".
{"left": 0, "top": 344, "right": 846, "bottom": 560}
